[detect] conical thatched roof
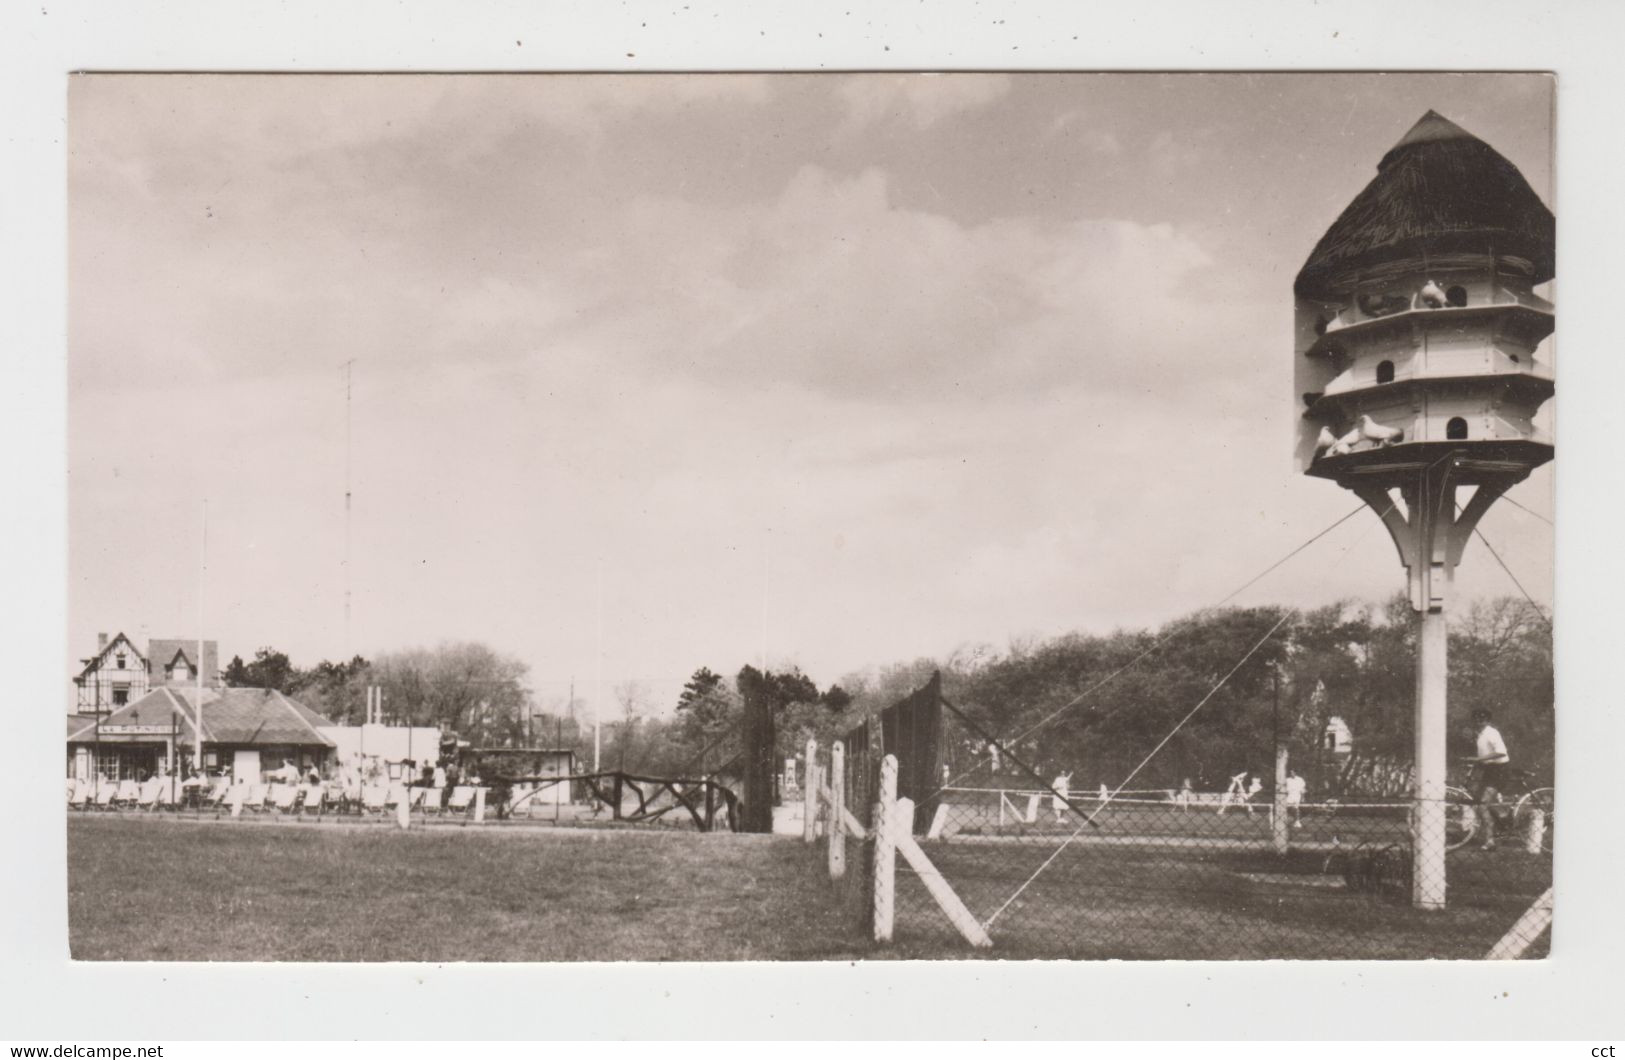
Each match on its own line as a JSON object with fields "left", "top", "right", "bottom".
{"left": 1295, "top": 111, "right": 1554, "bottom": 299}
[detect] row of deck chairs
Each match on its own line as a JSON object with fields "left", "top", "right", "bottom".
{"left": 340, "top": 783, "right": 482, "bottom": 817}
{"left": 224, "top": 781, "right": 327, "bottom": 815}
{"left": 66, "top": 777, "right": 487, "bottom": 819}
{"left": 66, "top": 776, "right": 192, "bottom": 811}
{"left": 235, "top": 782, "right": 483, "bottom": 817}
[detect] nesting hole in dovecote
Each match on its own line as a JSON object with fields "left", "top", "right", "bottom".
{"left": 1376, "top": 360, "right": 1395, "bottom": 384}
{"left": 1446, "top": 285, "right": 1468, "bottom": 307}
{"left": 1446, "top": 417, "right": 1469, "bottom": 440}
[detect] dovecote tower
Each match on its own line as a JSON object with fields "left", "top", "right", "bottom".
{"left": 1293, "top": 111, "right": 1554, "bottom": 909}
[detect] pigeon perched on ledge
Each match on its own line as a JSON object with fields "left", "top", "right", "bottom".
{"left": 1418, "top": 280, "right": 1448, "bottom": 309}
{"left": 1358, "top": 414, "right": 1404, "bottom": 445}
{"left": 1332, "top": 425, "right": 1362, "bottom": 456}
{"left": 1357, "top": 291, "right": 1409, "bottom": 318}
{"left": 1314, "top": 426, "right": 1338, "bottom": 456}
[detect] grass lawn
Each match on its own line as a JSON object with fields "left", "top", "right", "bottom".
{"left": 68, "top": 815, "right": 1549, "bottom": 961}
{"left": 889, "top": 837, "right": 1552, "bottom": 959}
{"left": 69, "top": 816, "right": 870, "bottom": 961}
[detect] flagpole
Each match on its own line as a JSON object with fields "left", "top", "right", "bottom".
{"left": 594, "top": 562, "right": 603, "bottom": 774}
{"left": 196, "top": 499, "right": 207, "bottom": 774}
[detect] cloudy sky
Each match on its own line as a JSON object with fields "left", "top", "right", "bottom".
{"left": 68, "top": 72, "right": 1555, "bottom": 713}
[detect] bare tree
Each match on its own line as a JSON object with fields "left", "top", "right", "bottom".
{"left": 613, "top": 680, "right": 651, "bottom": 769}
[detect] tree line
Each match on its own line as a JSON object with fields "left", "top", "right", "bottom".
{"left": 921, "top": 593, "right": 1553, "bottom": 794}
{"left": 225, "top": 592, "right": 1551, "bottom": 792}
{"left": 221, "top": 641, "right": 528, "bottom": 744}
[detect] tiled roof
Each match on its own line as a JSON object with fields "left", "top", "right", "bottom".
{"left": 66, "top": 714, "right": 100, "bottom": 741}
{"left": 65, "top": 689, "right": 201, "bottom": 742}
{"left": 147, "top": 639, "right": 220, "bottom": 684}
{"left": 66, "top": 687, "right": 335, "bottom": 747}
{"left": 173, "top": 686, "right": 335, "bottom": 746}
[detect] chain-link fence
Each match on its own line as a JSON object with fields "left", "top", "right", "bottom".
{"left": 811, "top": 747, "right": 1552, "bottom": 960}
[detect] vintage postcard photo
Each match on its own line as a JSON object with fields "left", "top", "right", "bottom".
{"left": 65, "top": 72, "right": 1554, "bottom": 961}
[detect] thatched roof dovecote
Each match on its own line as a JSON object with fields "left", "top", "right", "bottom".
{"left": 1295, "top": 111, "right": 1554, "bottom": 299}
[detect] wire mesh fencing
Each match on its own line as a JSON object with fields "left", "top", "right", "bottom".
{"left": 838, "top": 768, "right": 1552, "bottom": 960}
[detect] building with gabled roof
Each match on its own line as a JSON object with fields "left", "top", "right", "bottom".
{"left": 72, "top": 632, "right": 150, "bottom": 713}
{"left": 72, "top": 632, "right": 221, "bottom": 714}
{"left": 66, "top": 685, "right": 337, "bottom": 785}
{"left": 146, "top": 638, "right": 220, "bottom": 690}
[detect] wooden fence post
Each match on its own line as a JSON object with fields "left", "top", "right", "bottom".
{"left": 895, "top": 797, "right": 993, "bottom": 949}
{"left": 803, "top": 738, "right": 818, "bottom": 844}
{"left": 829, "top": 741, "right": 846, "bottom": 879}
{"left": 873, "top": 753, "right": 898, "bottom": 943}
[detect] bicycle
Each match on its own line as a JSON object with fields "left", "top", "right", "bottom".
{"left": 1446, "top": 764, "right": 1553, "bottom": 853}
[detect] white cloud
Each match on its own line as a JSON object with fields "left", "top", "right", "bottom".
{"left": 835, "top": 73, "right": 1012, "bottom": 135}
{"left": 1046, "top": 111, "right": 1123, "bottom": 155}
{"left": 1147, "top": 128, "right": 1208, "bottom": 175}
{"left": 66, "top": 74, "right": 1551, "bottom": 697}
{"left": 562, "top": 165, "right": 1243, "bottom": 406}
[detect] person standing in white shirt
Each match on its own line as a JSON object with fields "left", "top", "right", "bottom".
{"left": 1051, "top": 771, "right": 1073, "bottom": 823}
{"left": 1284, "top": 770, "right": 1308, "bottom": 828}
{"left": 1463, "top": 708, "right": 1511, "bottom": 850}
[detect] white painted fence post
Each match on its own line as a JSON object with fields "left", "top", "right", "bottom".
{"left": 1523, "top": 808, "right": 1545, "bottom": 854}
{"left": 473, "top": 787, "right": 486, "bottom": 824}
{"left": 1272, "top": 746, "right": 1290, "bottom": 855}
{"left": 828, "top": 741, "right": 846, "bottom": 879}
{"left": 396, "top": 793, "right": 410, "bottom": 830}
{"left": 803, "top": 738, "right": 818, "bottom": 844}
{"left": 896, "top": 797, "right": 993, "bottom": 949}
{"left": 873, "top": 753, "right": 898, "bottom": 943}
{"left": 1486, "top": 886, "right": 1554, "bottom": 959}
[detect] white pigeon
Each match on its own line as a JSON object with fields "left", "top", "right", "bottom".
{"left": 1419, "top": 279, "right": 1448, "bottom": 309}
{"left": 1314, "top": 426, "right": 1338, "bottom": 456}
{"left": 1358, "top": 414, "right": 1404, "bottom": 445}
{"left": 1332, "top": 425, "right": 1363, "bottom": 455}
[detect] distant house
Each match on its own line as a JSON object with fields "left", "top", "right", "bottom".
{"left": 66, "top": 685, "right": 336, "bottom": 784}
{"left": 72, "top": 632, "right": 219, "bottom": 714}
{"left": 1323, "top": 715, "right": 1354, "bottom": 757}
